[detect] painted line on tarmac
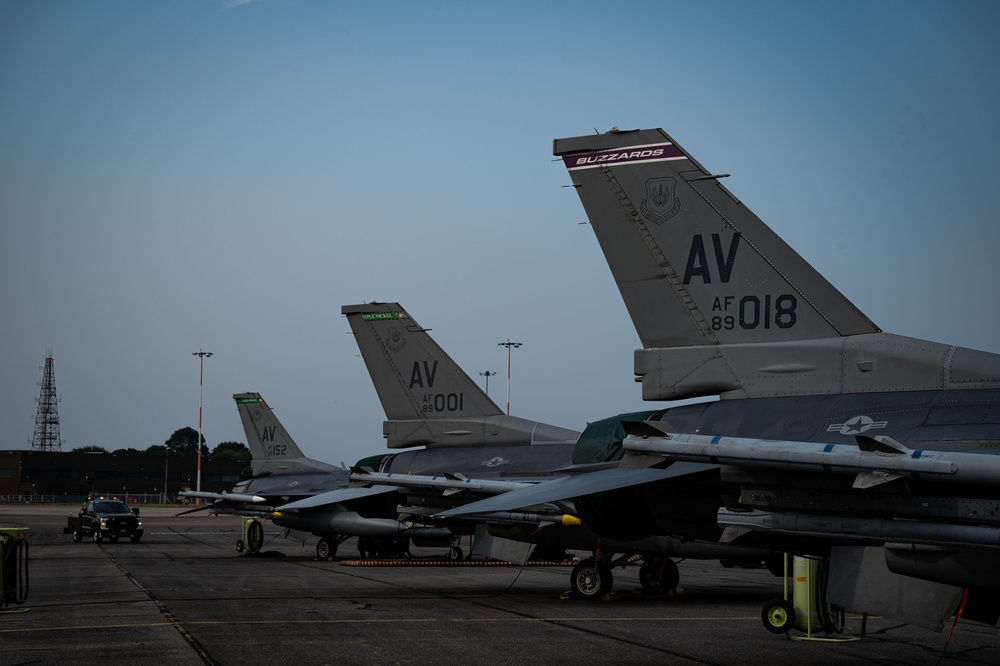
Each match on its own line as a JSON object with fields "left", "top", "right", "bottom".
{"left": 104, "top": 548, "right": 219, "bottom": 666}
{"left": 1, "top": 615, "right": 762, "bottom": 635}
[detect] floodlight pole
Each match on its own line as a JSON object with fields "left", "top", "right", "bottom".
{"left": 479, "top": 370, "right": 496, "bottom": 396}
{"left": 192, "top": 349, "right": 213, "bottom": 500}
{"left": 497, "top": 339, "right": 522, "bottom": 415}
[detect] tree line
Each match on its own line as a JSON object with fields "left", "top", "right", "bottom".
{"left": 71, "top": 426, "right": 251, "bottom": 462}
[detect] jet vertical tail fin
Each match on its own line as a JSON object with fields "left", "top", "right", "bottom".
{"left": 235, "top": 392, "right": 338, "bottom": 476}
{"left": 342, "top": 302, "right": 579, "bottom": 449}
{"left": 554, "top": 128, "right": 878, "bottom": 350}
{"left": 554, "top": 128, "right": 1000, "bottom": 400}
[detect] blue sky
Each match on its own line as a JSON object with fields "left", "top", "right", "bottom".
{"left": 2, "top": 1, "right": 998, "bottom": 469}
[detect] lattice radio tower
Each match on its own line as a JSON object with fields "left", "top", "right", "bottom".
{"left": 31, "top": 350, "right": 63, "bottom": 452}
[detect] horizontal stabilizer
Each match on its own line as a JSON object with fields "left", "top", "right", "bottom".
{"left": 435, "top": 463, "right": 717, "bottom": 518}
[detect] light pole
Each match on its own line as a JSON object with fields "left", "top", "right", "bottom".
{"left": 497, "top": 339, "right": 521, "bottom": 415}
{"left": 192, "top": 349, "right": 213, "bottom": 499}
{"left": 479, "top": 370, "right": 496, "bottom": 395}
{"left": 163, "top": 446, "right": 168, "bottom": 504}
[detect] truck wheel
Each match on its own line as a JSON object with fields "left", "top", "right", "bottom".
{"left": 130, "top": 535, "right": 141, "bottom": 543}
{"left": 72, "top": 529, "right": 82, "bottom": 543}
{"left": 109, "top": 534, "right": 119, "bottom": 543}
{"left": 93, "top": 529, "right": 103, "bottom": 543}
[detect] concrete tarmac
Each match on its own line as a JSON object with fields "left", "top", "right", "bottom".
{"left": 1, "top": 505, "right": 998, "bottom": 665}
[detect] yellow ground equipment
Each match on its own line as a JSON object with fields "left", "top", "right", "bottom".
{"left": 236, "top": 517, "right": 264, "bottom": 554}
{"left": 0, "top": 527, "right": 29, "bottom": 611}
{"left": 761, "top": 555, "right": 855, "bottom": 641}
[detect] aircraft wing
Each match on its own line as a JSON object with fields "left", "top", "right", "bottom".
{"left": 275, "top": 485, "right": 398, "bottom": 511}
{"left": 435, "top": 462, "right": 716, "bottom": 518}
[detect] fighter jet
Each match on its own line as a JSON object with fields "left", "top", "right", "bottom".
{"left": 341, "top": 301, "right": 775, "bottom": 594}
{"left": 180, "top": 392, "right": 450, "bottom": 558}
{"left": 442, "top": 127, "right": 1000, "bottom": 630}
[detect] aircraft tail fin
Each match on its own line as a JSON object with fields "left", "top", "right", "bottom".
{"left": 553, "top": 129, "right": 1000, "bottom": 400}
{"left": 235, "top": 392, "right": 338, "bottom": 476}
{"left": 554, "top": 128, "right": 878, "bottom": 351}
{"left": 342, "top": 302, "right": 579, "bottom": 448}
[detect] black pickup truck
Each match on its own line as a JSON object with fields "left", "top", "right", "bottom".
{"left": 65, "top": 497, "right": 144, "bottom": 543}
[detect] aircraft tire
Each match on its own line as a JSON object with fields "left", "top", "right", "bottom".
{"left": 761, "top": 598, "right": 796, "bottom": 634}
{"left": 639, "top": 557, "right": 679, "bottom": 593}
{"left": 316, "top": 538, "right": 336, "bottom": 560}
{"left": 448, "top": 546, "right": 463, "bottom": 561}
{"left": 570, "top": 558, "right": 612, "bottom": 600}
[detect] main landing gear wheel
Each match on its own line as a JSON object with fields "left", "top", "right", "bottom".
{"left": 316, "top": 538, "right": 337, "bottom": 560}
{"left": 570, "top": 558, "right": 612, "bottom": 600}
{"left": 639, "top": 557, "right": 679, "bottom": 593}
{"left": 448, "top": 546, "right": 463, "bottom": 561}
{"left": 762, "top": 598, "right": 796, "bottom": 634}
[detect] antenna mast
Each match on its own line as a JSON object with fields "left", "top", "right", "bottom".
{"left": 31, "top": 350, "right": 63, "bottom": 452}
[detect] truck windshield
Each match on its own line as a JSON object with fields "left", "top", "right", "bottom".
{"left": 95, "top": 501, "right": 130, "bottom": 513}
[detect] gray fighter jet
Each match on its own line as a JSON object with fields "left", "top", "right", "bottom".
{"left": 180, "top": 392, "right": 450, "bottom": 558}
{"left": 442, "top": 128, "right": 1000, "bottom": 630}
{"left": 342, "top": 301, "right": 774, "bottom": 594}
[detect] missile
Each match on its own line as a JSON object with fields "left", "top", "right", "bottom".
{"left": 178, "top": 490, "right": 267, "bottom": 503}
{"left": 717, "top": 508, "right": 1000, "bottom": 549}
{"left": 272, "top": 508, "right": 451, "bottom": 540}
{"left": 401, "top": 504, "right": 581, "bottom": 526}
{"left": 622, "top": 427, "right": 1000, "bottom": 488}
{"left": 350, "top": 471, "right": 537, "bottom": 496}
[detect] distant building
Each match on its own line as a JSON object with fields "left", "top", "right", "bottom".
{"left": 0, "top": 450, "right": 244, "bottom": 499}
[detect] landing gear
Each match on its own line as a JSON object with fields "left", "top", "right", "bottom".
{"left": 316, "top": 538, "right": 336, "bottom": 560}
{"left": 639, "top": 556, "right": 679, "bottom": 593}
{"left": 570, "top": 558, "right": 613, "bottom": 600}
{"left": 448, "top": 546, "right": 464, "bottom": 561}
